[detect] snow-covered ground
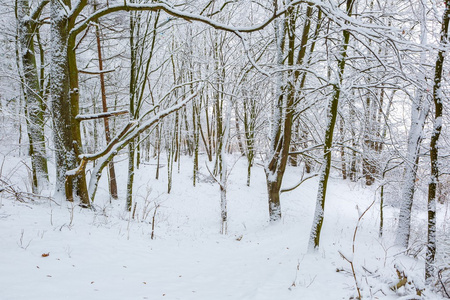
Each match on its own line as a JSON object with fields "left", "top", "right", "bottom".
{"left": 0, "top": 153, "right": 447, "bottom": 299}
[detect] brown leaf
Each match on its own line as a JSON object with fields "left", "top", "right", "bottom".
{"left": 42, "top": 253, "right": 50, "bottom": 257}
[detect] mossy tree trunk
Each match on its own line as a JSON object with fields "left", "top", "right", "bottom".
{"left": 265, "top": 3, "right": 315, "bottom": 221}
{"left": 426, "top": 0, "right": 449, "bottom": 282}
{"left": 309, "top": 0, "right": 354, "bottom": 251}
{"left": 50, "top": 0, "right": 89, "bottom": 204}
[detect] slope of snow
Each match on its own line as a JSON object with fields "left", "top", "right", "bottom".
{"left": 0, "top": 154, "right": 446, "bottom": 299}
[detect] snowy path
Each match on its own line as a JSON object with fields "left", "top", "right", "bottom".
{"left": 0, "top": 157, "right": 445, "bottom": 299}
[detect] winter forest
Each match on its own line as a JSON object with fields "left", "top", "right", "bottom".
{"left": 0, "top": 0, "right": 449, "bottom": 298}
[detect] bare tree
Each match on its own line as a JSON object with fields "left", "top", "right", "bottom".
{"left": 265, "top": 1, "right": 318, "bottom": 221}
{"left": 63, "top": 0, "right": 287, "bottom": 206}
{"left": 308, "top": 0, "right": 355, "bottom": 250}
{"left": 93, "top": 1, "right": 118, "bottom": 200}
{"left": 395, "top": 0, "right": 430, "bottom": 248}
{"left": 15, "top": 0, "right": 49, "bottom": 193}
{"left": 426, "top": 0, "right": 450, "bottom": 283}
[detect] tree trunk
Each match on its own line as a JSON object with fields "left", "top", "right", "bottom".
{"left": 242, "top": 90, "right": 256, "bottom": 186}
{"left": 126, "top": 143, "right": 134, "bottom": 211}
{"left": 426, "top": 0, "right": 449, "bottom": 282}
{"left": 219, "top": 97, "right": 232, "bottom": 234}
{"left": 339, "top": 116, "right": 347, "bottom": 180}
{"left": 362, "top": 94, "right": 376, "bottom": 186}
{"left": 395, "top": 101, "right": 429, "bottom": 247}
{"left": 50, "top": 0, "right": 76, "bottom": 199}
{"left": 94, "top": 15, "right": 118, "bottom": 199}
{"left": 16, "top": 0, "right": 49, "bottom": 193}
{"left": 309, "top": 0, "right": 353, "bottom": 251}
{"left": 193, "top": 98, "right": 200, "bottom": 186}
{"left": 67, "top": 5, "right": 90, "bottom": 206}
{"left": 348, "top": 102, "right": 358, "bottom": 181}
{"left": 234, "top": 104, "right": 246, "bottom": 157}
{"left": 127, "top": 10, "right": 137, "bottom": 210}
{"left": 264, "top": 8, "right": 288, "bottom": 222}
{"left": 395, "top": 0, "right": 430, "bottom": 248}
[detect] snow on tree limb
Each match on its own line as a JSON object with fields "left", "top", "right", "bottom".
{"left": 69, "top": 2, "right": 287, "bottom": 38}
{"left": 75, "top": 109, "right": 129, "bottom": 121}
{"left": 66, "top": 87, "right": 201, "bottom": 203}
{"left": 30, "top": 0, "right": 49, "bottom": 21}
{"left": 78, "top": 68, "right": 115, "bottom": 75}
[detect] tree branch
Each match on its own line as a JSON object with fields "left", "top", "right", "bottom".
{"left": 75, "top": 109, "right": 129, "bottom": 121}
{"left": 30, "top": 0, "right": 50, "bottom": 20}
{"left": 79, "top": 68, "right": 115, "bottom": 75}
{"left": 69, "top": 1, "right": 305, "bottom": 39}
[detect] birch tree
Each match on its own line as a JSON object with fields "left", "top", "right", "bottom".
{"left": 395, "top": 0, "right": 431, "bottom": 248}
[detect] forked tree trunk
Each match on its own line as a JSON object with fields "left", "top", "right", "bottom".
{"left": 265, "top": 3, "right": 316, "bottom": 221}
{"left": 265, "top": 6, "right": 288, "bottom": 222}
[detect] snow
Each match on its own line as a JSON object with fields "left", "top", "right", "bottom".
{"left": 0, "top": 154, "right": 447, "bottom": 299}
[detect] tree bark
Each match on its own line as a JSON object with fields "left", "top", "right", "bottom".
{"left": 426, "top": 0, "right": 449, "bottom": 282}
{"left": 94, "top": 8, "right": 118, "bottom": 199}
{"left": 16, "top": 0, "right": 49, "bottom": 193}
{"left": 50, "top": 0, "right": 77, "bottom": 199}
{"left": 265, "top": 3, "right": 315, "bottom": 221}
{"left": 309, "top": 0, "right": 354, "bottom": 251}
{"left": 66, "top": 1, "right": 90, "bottom": 206}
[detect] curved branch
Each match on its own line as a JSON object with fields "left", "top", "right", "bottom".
{"left": 281, "top": 173, "right": 318, "bottom": 193}
{"left": 69, "top": 1, "right": 306, "bottom": 39}
{"left": 67, "top": 88, "right": 200, "bottom": 202}
{"left": 31, "top": 0, "right": 50, "bottom": 20}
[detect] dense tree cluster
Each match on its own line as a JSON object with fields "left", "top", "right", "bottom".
{"left": 0, "top": 0, "right": 449, "bottom": 288}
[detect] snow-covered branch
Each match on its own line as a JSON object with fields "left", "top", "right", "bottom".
{"left": 66, "top": 87, "right": 201, "bottom": 203}
{"left": 78, "top": 68, "right": 115, "bottom": 75}
{"left": 69, "top": 1, "right": 287, "bottom": 39}
{"left": 75, "top": 109, "right": 129, "bottom": 121}
{"left": 30, "top": 0, "right": 49, "bottom": 20}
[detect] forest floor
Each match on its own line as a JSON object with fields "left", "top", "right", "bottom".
{"left": 0, "top": 153, "right": 449, "bottom": 299}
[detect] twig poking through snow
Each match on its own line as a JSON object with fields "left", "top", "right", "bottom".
{"left": 338, "top": 199, "right": 376, "bottom": 299}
